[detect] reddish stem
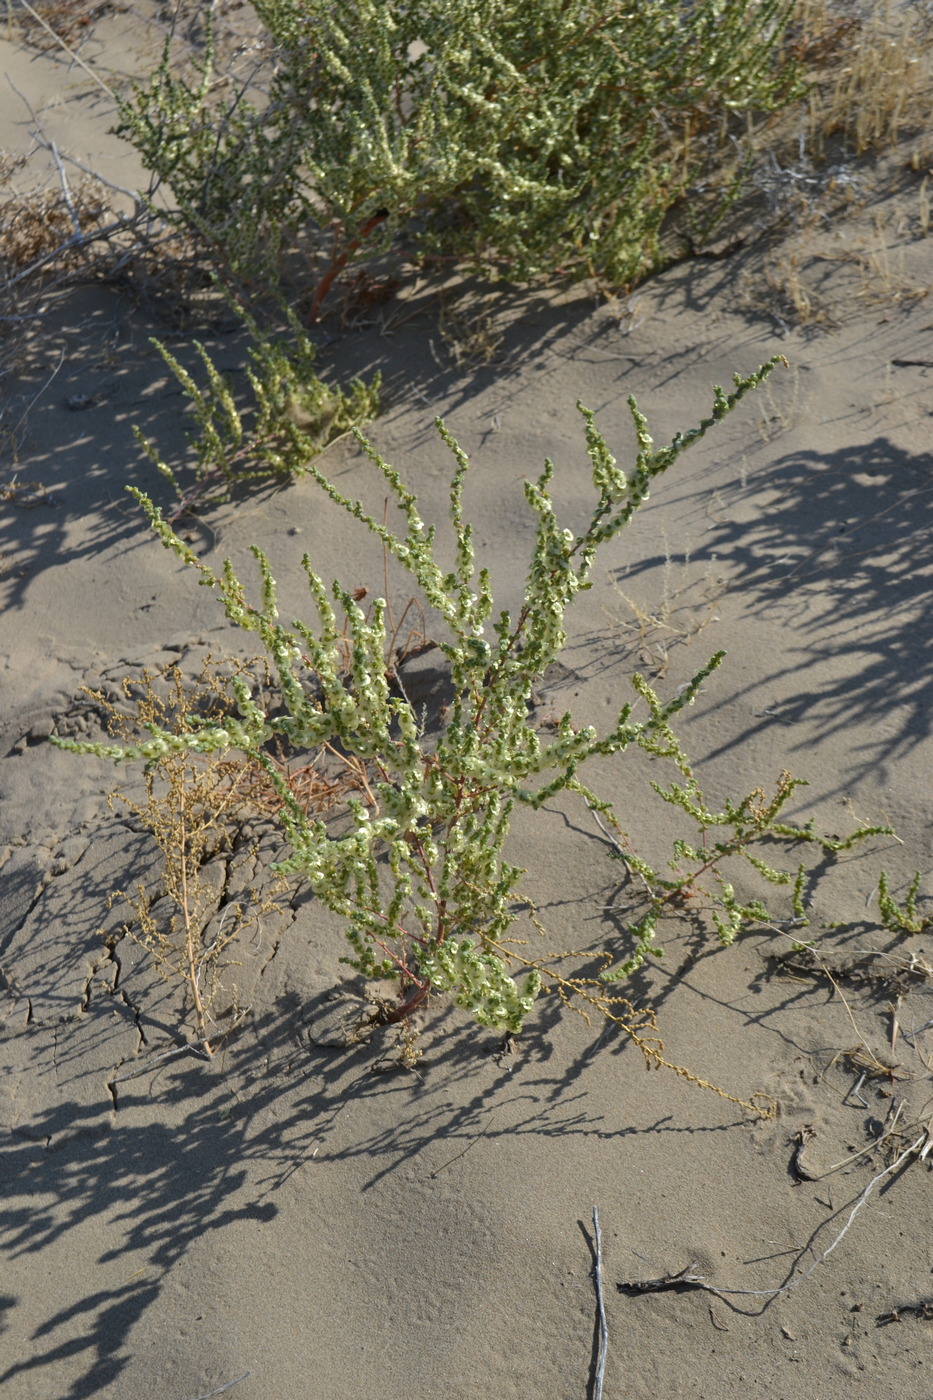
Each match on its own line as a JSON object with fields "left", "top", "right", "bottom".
{"left": 306, "top": 211, "right": 389, "bottom": 324}
{"left": 379, "top": 980, "right": 430, "bottom": 1024}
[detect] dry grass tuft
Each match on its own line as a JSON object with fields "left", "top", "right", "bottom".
{"left": 4, "top": 1, "right": 115, "bottom": 50}
{"left": 86, "top": 659, "right": 375, "bottom": 1054}
{"left": 800, "top": 0, "right": 932, "bottom": 156}
{"left": 0, "top": 167, "right": 112, "bottom": 274}
{"left": 435, "top": 287, "right": 506, "bottom": 368}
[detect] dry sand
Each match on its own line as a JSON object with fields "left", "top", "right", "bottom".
{"left": 3, "top": 8, "right": 933, "bottom": 1399}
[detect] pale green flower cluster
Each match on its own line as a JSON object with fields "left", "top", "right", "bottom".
{"left": 57, "top": 364, "right": 785, "bottom": 1030}
{"left": 418, "top": 938, "right": 542, "bottom": 1032}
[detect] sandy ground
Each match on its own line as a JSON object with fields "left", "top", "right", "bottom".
{"left": 3, "top": 8, "right": 933, "bottom": 1400}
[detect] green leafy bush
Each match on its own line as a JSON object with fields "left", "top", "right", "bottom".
{"left": 57, "top": 355, "right": 900, "bottom": 1067}
{"left": 117, "top": 0, "right": 803, "bottom": 306}
{"left": 58, "top": 359, "right": 816, "bottom": 1035}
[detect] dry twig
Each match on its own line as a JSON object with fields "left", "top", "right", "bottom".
{"left": 620, "top": 1130, "right": 929, "bottom": 1306}
{"left": 591, "top": 1207, "right": 608, "bottom": 1400}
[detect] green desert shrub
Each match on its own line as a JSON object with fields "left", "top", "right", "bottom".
{"left": 117, "top": 0, "right": 804, "bottom": 309}
{"left": 52, "top": 355, "right": 806, "bottom": 1036}
{"left": 58, "top": 356, "right": 889, "bottom": 1041}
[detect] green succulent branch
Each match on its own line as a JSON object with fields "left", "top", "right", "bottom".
{"left": 595, "top": 735, "right": 893, "bottom": 981}
{"left": 134, "top": 302, "right": 380, "bottom": 514}
{"left": 877, "top": 871, "right": 932, "bottom": 935}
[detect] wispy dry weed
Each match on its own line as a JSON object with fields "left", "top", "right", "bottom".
{"left": 7, "top": 1, "right": 114, "bottom": 50}
{"left": 88, "top": 662, "right": 302, "bottom": 1054}
{"left": 437, "top": 291, "right": 505, "bottom": 369}
{"left": 605, "top": 533, "right": 724, "bottom": 678}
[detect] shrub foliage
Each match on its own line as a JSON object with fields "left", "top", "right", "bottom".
{"left": 58, "top": 359, "right": 833, "bottom": 1035}
{"left": 118, "top": 0, "right": 803, "bottom": 304}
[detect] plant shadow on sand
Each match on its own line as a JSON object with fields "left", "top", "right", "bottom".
{"left": 615, "top": 434, "right": 933, "bottom": 789}
{"left": 6, "top": 891, "right": 930, "bottom": 1398}
{"left": 0, "top": 980, "right": 679, "bottom": 1398}
{"left": 0, "top": 276, "right": 605, "bottom": 618}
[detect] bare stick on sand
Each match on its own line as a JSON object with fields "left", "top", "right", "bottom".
{"left": 592, "top": 1207, "right": 608, "bottom": 1400}
{"left": 620, "top": 1130, "right": 930, "bottom": 1305}
{"left": 183, "top": 1371, "right": 251, "bottom": 1400}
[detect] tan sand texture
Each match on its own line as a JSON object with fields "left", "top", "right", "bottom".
{"left": 2, "top": 4, "right": 933, "bottom": 1398}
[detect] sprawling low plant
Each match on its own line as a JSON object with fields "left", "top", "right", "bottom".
{"left": 116, "top": 0, "right": 803, "bottom": 307}
{"left": 57, "top": 359, "right": 792, "bottom": 1034}
{"left": 594, "top": 733, "right": 891, "bottom": 981}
